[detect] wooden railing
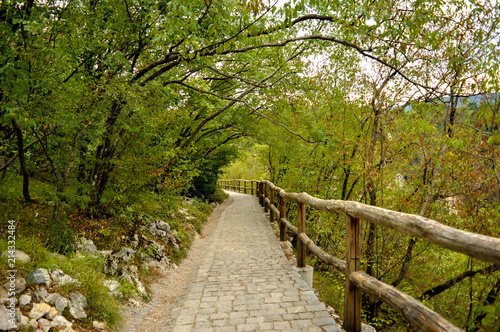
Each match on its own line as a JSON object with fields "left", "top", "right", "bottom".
{"left": 218, "top": 179, "right": 500, "bottom": 332}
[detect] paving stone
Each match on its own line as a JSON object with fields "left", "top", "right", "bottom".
{"left": 273, "top": 321, "right": 291, "bottom": 329}
{"left": 214, "top": 327, "right": 236, "bottom": 332}
{"left": 236, "top": 324, "right": 258, "bottom": 331}
{"left": 172, "top": 325, "right": 193, "bottom": 332}
{"left": 291, "top": 319, "right": 314, "bottom": 328}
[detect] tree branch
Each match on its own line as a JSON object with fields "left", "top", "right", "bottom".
{"left": 204, "top": 65, "right": 266, "bottom": 88}
{"left": 0, "top": 127, "right": 55, "bottom": 173}
{"left": 419, "top": 265, "right": 500, "bottom": 300}
{"left": 249, "top": 108, "right": 315, "bottom": 143}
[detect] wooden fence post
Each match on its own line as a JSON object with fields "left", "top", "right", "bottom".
{"left": 244, "top": 181, "right": 247, "bottom": 194}
{"left": 297, "top": 202, "right": 306, "bottom": 268}
{"left": 257, "top": 182, "right": 264, "bottom": 206}
{"left": 279, "top": 195, "right": 286, "bottom": 241}
{"left": 270, "top": 187, "right": 275, "bottom": 223}
{"left": 264, "top": 183, "right": 269, "bottom": 213}
{"left": 344, "top": 215, "right": 361, "bottom": 332}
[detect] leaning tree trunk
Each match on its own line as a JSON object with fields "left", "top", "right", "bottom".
{"left": 11, "top": 119, "right": 31, "bottom": 202}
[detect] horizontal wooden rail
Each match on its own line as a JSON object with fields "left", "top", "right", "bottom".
{"left": 298, "top": 232, "right": 347, "bottom": 274}
{"left": 349, "top": 271, "right": 463, "bottom": 332}
{"left": 261, "top": 181, "right": 500, "bottom": 266}
{"left": 281, "top": 217, "right": 298, "bottom": 235}
{"left": 219, "top": 179, "right": 500, "bottom": 332}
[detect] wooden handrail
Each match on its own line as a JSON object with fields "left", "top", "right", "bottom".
{"left": 219, "top": 179, "right": 500, "bottom": 331}
{"left": 349, "top": 271, "right": 463, "bottom": 332}
{"left": 261, "top": 180, "right": 500, "bottom": 266}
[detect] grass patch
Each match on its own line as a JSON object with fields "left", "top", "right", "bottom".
{"left": 0, "top": 237, "right": 123, "bottom": 329}
{"left": 208, "top": 187, "right": 229, "bottom": 204}
{"left": 312, "top": 264, "right": 345, "bottom": 319}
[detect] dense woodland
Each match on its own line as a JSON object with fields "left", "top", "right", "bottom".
{"left": 1, "top": 0, "right": 500, "bottom": 330}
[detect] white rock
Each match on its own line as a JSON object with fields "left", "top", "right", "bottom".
{"left": 14, "top": 308, "right": 21, "bottom": 322}
{"left": 32, "top": 287, "right": 48, "bottom": 303}
{"left": 1, "top": 294, "right": 16, "bottom": 306}
{"left": 1, "top": 250, "right": 30, "bottom": 263}
{"left": 2, "top": 278, "right": 27, "bottom": 295}
{"left": 28, "top": 303, "right": 51, "bottom": 320}
{"left": 100, "top": 250, "right": 113, "bottom": 257}
{"left": 19, "top": 294, "right": 31, "bottom": 306}
{"left": 104, "top": 280, "right": 120, "bottom": 292}
{"left": 132, "top": 277, "right": 147, "bottom": 296}
{"left": 115, "top": 247, "right": 136, "bottom": 261}
{"left": 93, "top": 320, "right": 107, "bottom": 330}
{"left": 46, "top": 306, "right": 58, "bottom": 320}
{"left": 0, "top": 303, "right": 18, "bottom": 331}
{"left": 46, "top": 293, "right": 70, "bottom": 313}
{"left": 69, "top": 305, "right": 87, "bottom": 319}
{"left": 129, "top": 299, "right": 140, "bottom": 307}
{"left": 75, "top": 237, "right": 97, "bottom": 255}
{"left": 51, "top": 315, "right": 72, "bottom": 328}
{"left": 19, "top": 315, "right": 29, "bottom": 327}
{"left": 178, "top": 208, "right": 189, "bottom": 215}
{"left": 60, "top": 327, "right": 75, "bottom": 332}
{"left": 112, "top": 291, "right": 124, "bottom": 300}
{"left": 326, "top": 305, "right": 336, "bottom": 315}
{"left": 29, "top": 318, "right": 38, "bottom": 329}
{"left": 50, "top": 269, "right": 81, "bottom": 287}
{"left": 38, "top": 318, "right": 51, "bottom": 332}
{"left": 69, "top": 291, "right": 88, "bottom": 309}
{"left": 362, "top": 323, "right": 377, "bottom": 332}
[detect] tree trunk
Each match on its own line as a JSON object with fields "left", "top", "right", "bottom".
{"left": 11, "top": 119, "right": 31, "bottom": 202}
{"left": 89, "top": 99, "right": 124, "bottom": 209}
{"left": 365, "top": 108, "right": 381, "bottom": 277}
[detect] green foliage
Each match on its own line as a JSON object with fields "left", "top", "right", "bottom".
{"left": 208, "top": 188, "right": 229, "bottom": 204}
{"left": 1, "top": 0, "right": 500, "bottom": 330}
{"left": 222, "top": 143, "right": 270, "bottom": 180}
{"left": 314, "top": 269, "right": 345, "bottom": 317}
{"left": 46, "top": 215, "right": 76, "bottom": 255}
{"left": 475, "top": 301, "right": 500, "bottom": 331}
{"left": 116, "top": 282, "right": 139, "bottom": 299}
{"left": 189, "top": 145, "right": 239, "bottom": 200}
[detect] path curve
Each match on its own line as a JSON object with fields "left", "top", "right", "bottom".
{"left": 167, "top": 191, "right": 342, "bottom": 332}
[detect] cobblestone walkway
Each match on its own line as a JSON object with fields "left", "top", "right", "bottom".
{"left": 168, "top": 191, "right": 343, "bottom": 332}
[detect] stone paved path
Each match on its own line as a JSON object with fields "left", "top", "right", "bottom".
{"left": 167, "top": 191, "right": 343, "bottom": 332}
